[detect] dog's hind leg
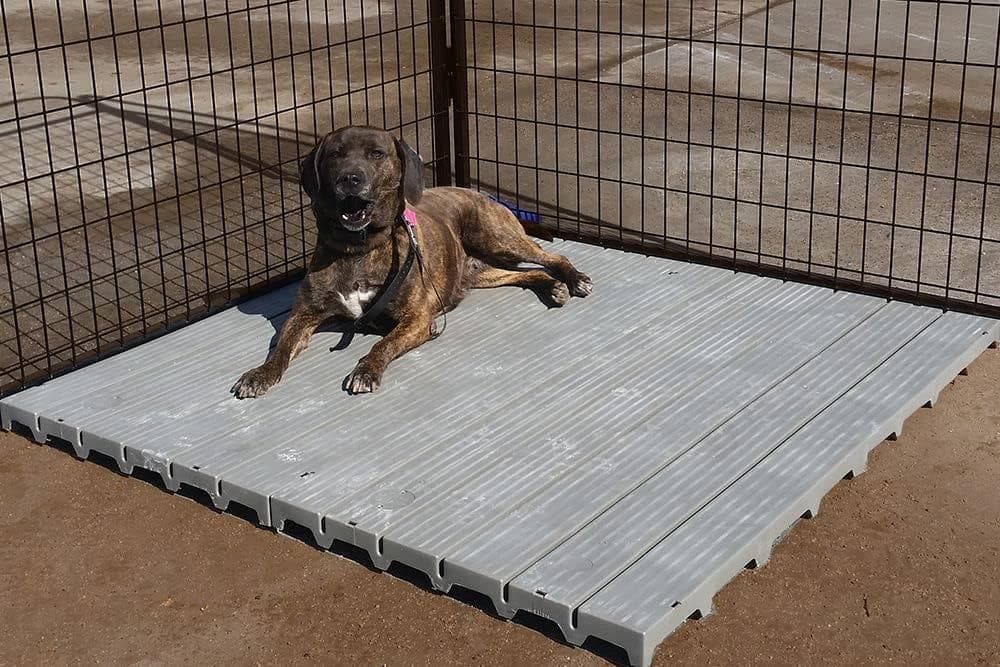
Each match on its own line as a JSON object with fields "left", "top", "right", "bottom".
{"left": 466, "top": 207, "right": 593, "bottom": 298}
{"left": 466, "top": 265, "right": 570, "bottom": 308}
{"left": 490, "top": 239, "right": 593, "bottom": 298}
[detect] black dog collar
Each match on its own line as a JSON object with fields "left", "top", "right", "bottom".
{"left": 352, "top": 210, "right": 419, "bottom": 332}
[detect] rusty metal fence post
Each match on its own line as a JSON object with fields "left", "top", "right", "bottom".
{"left": 448, "top": 0, "right": 470, "bottom": 188}
{"left": 427, "top": 0, "right": 469, "bottom": 188}
{"left": 428, "top": 0, "right": 453, "bottom": 187}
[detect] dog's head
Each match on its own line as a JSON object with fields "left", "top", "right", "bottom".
{"left": 300, "top": 125, "right": 424, "bottom": 234}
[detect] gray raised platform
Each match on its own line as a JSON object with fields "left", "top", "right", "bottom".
{"left": 2, "top": 240, "right": 997, "bottom": 666}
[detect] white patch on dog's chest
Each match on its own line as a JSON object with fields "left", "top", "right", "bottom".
{"left": 337, "top": 288, "right": 378, "bottom": 319}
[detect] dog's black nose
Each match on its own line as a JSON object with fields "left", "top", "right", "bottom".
{"left": 336, "top": 170, "right": 366, "bottom": 193}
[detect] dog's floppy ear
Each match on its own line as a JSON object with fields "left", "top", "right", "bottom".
{"left": 300, "top": 137, "right": 327, "bottom": 201}
{"left": 394, "top": 137, "right": 424, "bottom": 204}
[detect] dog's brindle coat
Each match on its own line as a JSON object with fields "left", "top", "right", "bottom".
{"left": 231, "top": 125, "right": 593, "bottom": 398}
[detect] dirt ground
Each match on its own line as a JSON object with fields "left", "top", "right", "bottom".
{"left": 1, "top": 346, "right": 997, "bottom": 666}
{"left": 2, "top": 1, "right": 1000, "bottom": 663}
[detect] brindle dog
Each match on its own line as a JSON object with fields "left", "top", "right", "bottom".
{"left": 231, "top": 125, "right": 593, "bottom": 398}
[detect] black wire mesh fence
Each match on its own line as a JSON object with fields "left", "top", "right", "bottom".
{"left": 3, "top": 0, "right": 999, "bottom": 396}
{"left": 454, "top": 0, "right": 1000, "bottom": 316}
{"left": 0, "top": 0, "right": 450, "bottom": 395}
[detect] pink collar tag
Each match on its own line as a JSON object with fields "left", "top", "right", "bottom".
{"left": 403, "top": 208, "right": 418, "bottom": 227}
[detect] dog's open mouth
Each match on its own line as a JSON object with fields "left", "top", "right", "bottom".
{"left": 338, "top": 195, "right": 375, "bottom": 232}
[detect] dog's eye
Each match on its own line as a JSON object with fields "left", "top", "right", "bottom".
{"left": 368, "top": 149, "right": 386, "bottom": 160}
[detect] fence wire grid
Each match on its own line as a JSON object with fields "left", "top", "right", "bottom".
{"left": 0, "top": 0, "right": 450, "bottom": 395}
{"left": 2, "top": 0, "right": 999, "bottom": 395}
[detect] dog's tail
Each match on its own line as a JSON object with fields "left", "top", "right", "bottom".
{"left": 519, "top": 220, "right": 554, "bottom": 242}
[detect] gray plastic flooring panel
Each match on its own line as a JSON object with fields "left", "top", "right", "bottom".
{"left": 2, "top": 239, "right": 997, "bottom": 666}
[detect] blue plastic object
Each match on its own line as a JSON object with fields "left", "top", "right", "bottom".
{"left": 483, "top": 192, "right": 541, "bottom": 224}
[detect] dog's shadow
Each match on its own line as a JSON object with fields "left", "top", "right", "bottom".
{"left": 240, "top": 299, "right": 362, "bottom": 355}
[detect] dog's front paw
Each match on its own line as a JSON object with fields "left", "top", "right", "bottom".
{"left": 569, "top": 273, "right": 593, "bottom": 298}
{"left": 344, "top": 363, "right": 382, "bottom": 395}
{"left": 231, "top": 365, "right": 280, "bottom": 399}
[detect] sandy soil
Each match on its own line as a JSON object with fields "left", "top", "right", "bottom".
{"left": 1, "top": 346, "right": 997, "bottom": 666}
{"left": 2, "top": 1, "right": 999, "bottom": 662}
